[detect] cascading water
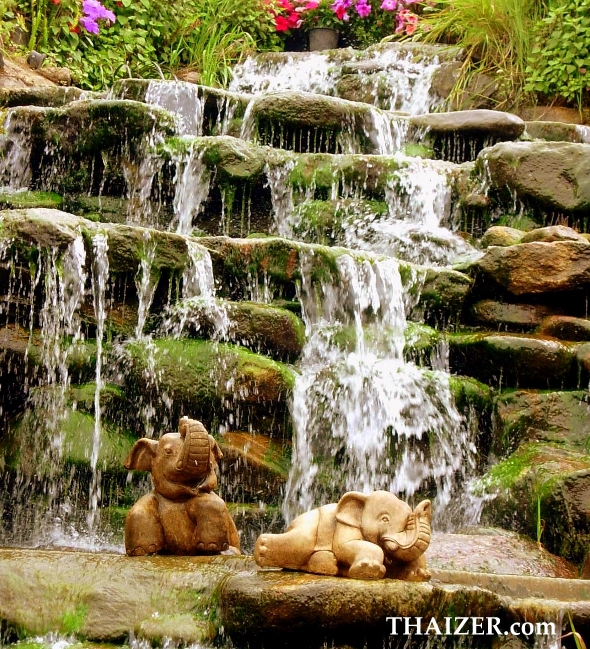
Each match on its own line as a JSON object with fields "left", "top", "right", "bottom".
{"left": 87, "top": 233, "right": 109, "bottom": 540}
{"left": 230, "top": 45, "right": 448, "bottom": 115}
{"left": 229, "top": 53, "right": 341, "bottom": 96}
{"left": 267, "top": 153, "right": 475, "bottom": 266}
{"left": 0, "top": 109, "right": 35, "bottom": 190}
{"left": 0, "top": 236, "right": 87, "bottom": 546}
{"left": 161, "top": 239, "right": 229, "bottom": 340}
{"left": 134, "top": 231, "right": 158, "bottom": 339}
{"left": 145, "top": 80, "right": 205, "bottom": 136}
{"left": 171, "top": 141, "right": 212, "bottom": 235}
{"left": 283, "top": 251, "right": 476, "bottom": 525}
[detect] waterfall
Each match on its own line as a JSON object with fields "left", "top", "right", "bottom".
{"left": 283, "top": 251, "right": 476, "bottom": 525}
{"left": 145, "top": 80, "right": 205, "bottom": 136}
{"left": 134, "top": 230, "right": 158, "bottom": 339}
{"left": 0, "top": 109, "right": 35, "bottom": 190}
{"left": 230, "top": 53, "right": 341, "bottom": 96}
{"left": 230, "top": 46, "right": 446, "bottom": 114}
{"left": 171, "top": 239, "right": 229, "bottom": 340}
{"left": 0, "top": 236, "right": 87, "bottom": 546}
{"left": 171, "top": 141, "right": 212, "bottom": 235}
{"left": 87, "top": 233, "right": 109, "bottom": 540}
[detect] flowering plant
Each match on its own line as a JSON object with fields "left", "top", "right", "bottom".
{"left": 271, "top": 0, "right": 418, "bottom": 41}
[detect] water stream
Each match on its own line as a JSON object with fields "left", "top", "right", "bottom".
{"left": 283, "top": 251, "right": 475, "bottom": 525}
{"left": 87, "top": 233, "right": 109, "bottom": 540}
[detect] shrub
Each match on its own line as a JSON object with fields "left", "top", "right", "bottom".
{"left": 6, "top": 0, "right": 282, "bottom": 90}
{"left": 525, "top": 0, "right": 590, "bottom": 108}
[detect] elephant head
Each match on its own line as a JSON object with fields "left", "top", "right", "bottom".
{"left": 124, "top": 416, "right": 222, "bottom": 501}
{"left": 335, "top": 490, "right": 431, "bottom": 563}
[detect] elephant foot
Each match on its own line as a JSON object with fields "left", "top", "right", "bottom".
{"left": 305, "top": 550, "right": 338, "bottom": 576}
{"left": 196, "top": 541, "right": 229, "bottom": 553}
{"left": 348, "top": 558, "right": 386, "bottom": 580}
{"left": 254, "top": 533, "right": 296, "bottom": 568}
{"left": 127, "top": 543, "right": 160, "bottom": 557}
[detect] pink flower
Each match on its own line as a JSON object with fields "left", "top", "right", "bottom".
{"left": 275, "top": 15, "right": 291, "bottom": 30}
{"left": 305, "top": 0, "right": 319, "bottom": 7}
{"left": 380, "top": 0, "right": 396, "bottom": 9}
{"left": 355, "top": 0, "right": 371, "bottom": 17}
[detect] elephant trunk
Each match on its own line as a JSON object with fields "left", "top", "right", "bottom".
{"left": 382, "top": 500, "right": 431, "bottom": 563}
{"left": 176, "top": 416, "right": 211, "bottom": 483}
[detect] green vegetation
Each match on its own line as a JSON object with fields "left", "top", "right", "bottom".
{"left": 0, "top": 0, "right": 283, "bottom": 90}
{"left": 412, "top": 0, "right": 545, "bottom": 108}
{"left": 525, "top": 0, "right": 590, "bottom": 109}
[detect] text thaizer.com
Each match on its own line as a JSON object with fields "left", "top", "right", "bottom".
{"left": 387, "top": 617, "right": 557, "bottom": 638}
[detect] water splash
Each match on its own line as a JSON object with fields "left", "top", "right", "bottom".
{"left": 283, "top": 251, "right": 475, "bottom": 524}
{"left": 87, "top": 232, "right": 109, "bottom": 540}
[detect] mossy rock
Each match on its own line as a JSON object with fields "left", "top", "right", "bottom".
{"left": 291, "top": 199, "right": 389, "bottom": 246}
{"left": 476, "top": 442, "right": 590, "bottom": 565}
{"left": 1, "top": 403, "right": 135, "bottom": 475}
{"left": 162, "top": 298, "right": 305, "bottom": 362}
{"left": 491, "top": 389, "right": 590, "bottom": 456}
{"left": 218, "top": 432, "right": 290, "bottom": 507}
{"left": 417, "top": 267, "right": 473, "bottom": 317}
{"left": 286, "top": 152, "right": 401, "bottom": 197}
{"left": 123, "top": 338, "right": 295, "bottom": 437}
{"left": 403, "top": 322, "right": 442, "bottom": 366}
{"left": 448, "top": 332, "right": 578, "bottom": 389}
{"left": 199, "top": 136, "right": 266, "bottom": 181}
{"left": 0, "top": 87, "right": 86, "bottom": 108}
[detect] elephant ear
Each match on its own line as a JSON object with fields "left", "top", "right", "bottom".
{"left": 124, "top": 438, "right": 158, "bottom": 471}
{"left": 335, "top": 491, "right": 368, "bottom": 528}
{"left": 209, "top": 434, "right": 223, "bottom": 462}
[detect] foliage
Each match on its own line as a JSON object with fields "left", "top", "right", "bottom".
{"left": 410, "top": 0, "right": 545, "bottom": 108}
{"left": 525, "top": 0, "right": 590, "bottom": 108}
{"left": 5, "top": 0, "right": 281, "bottom": 90}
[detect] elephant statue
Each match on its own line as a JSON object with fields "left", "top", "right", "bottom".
{"left": 255, "top": 490, "right": 431, "bottom": 581}
{"left": 123, "top": 416, "right": 240, "bottom": 556}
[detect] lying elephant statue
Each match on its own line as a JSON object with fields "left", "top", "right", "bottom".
{"left": 124, "top": 416, "right": 240, "bottom": 556}
{"left": 255, "top": 490, "right": 431, "bottom": 581}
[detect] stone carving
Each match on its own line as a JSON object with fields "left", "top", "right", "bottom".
{"left": 124, "top": 416, "right": 240, "bottom": 556}
{"left": 255, "top": 490, "right": 431, "bottom": 580}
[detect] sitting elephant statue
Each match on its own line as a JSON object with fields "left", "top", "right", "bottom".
{"left": 255, "top": 490, "right": 431, "bottom": 581}
{"left": 124, "top": 416, "right": 240, "bottom": 556}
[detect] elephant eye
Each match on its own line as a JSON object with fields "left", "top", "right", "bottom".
{"left": 164, "top": 447, "right": 173, "bottom": 455}
{"left": 381, "top": 515, "right": 390, "bottom": 523}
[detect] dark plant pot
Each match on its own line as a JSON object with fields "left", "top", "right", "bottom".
{"left": 308, "top": 28, "right": 339, "bottom": 52}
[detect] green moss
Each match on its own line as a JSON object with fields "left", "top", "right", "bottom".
{"left": 60, "top": 605, "right": 88, "bottom": 635}
{"left": 0, "top": 191, "right": 63, "bottom": 210}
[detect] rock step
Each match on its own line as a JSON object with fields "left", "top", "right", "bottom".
{"left": 0, "top": 548, "right": 587, "bottom": 646}
{"left": 448, "top": 332, "right": 581, "bottom": 389}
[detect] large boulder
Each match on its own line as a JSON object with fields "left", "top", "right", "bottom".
{"left": 472, "top": 239, "right": 590, "bottom": 296}
{"left": 480, "top": 141, "right": 590, "bottom": 213}
{"left": 477, "top": 442, "right": 590, "bottom": 565}
{"left": 449, "top": 333, "right": 578, "bottom": 389}
{"left": 480, "top": 226, "right": 524, "bottom": 248}
{"left": 470, "top": 300, "right": 560, "bottom": 331}
{"left": 161, "top": 299, "right": 305, "bottom": 362}
{"left": 122, "top": 338, "right": 295, "bottom": 437}
{"left": 537, "top": 315, "right": 590, "bottom": 341}
{"left": 411, "top": 110, "right": 524, "bottom": 140}
{"left": 492, "top": 389, "right": 590, "bottom": 455}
